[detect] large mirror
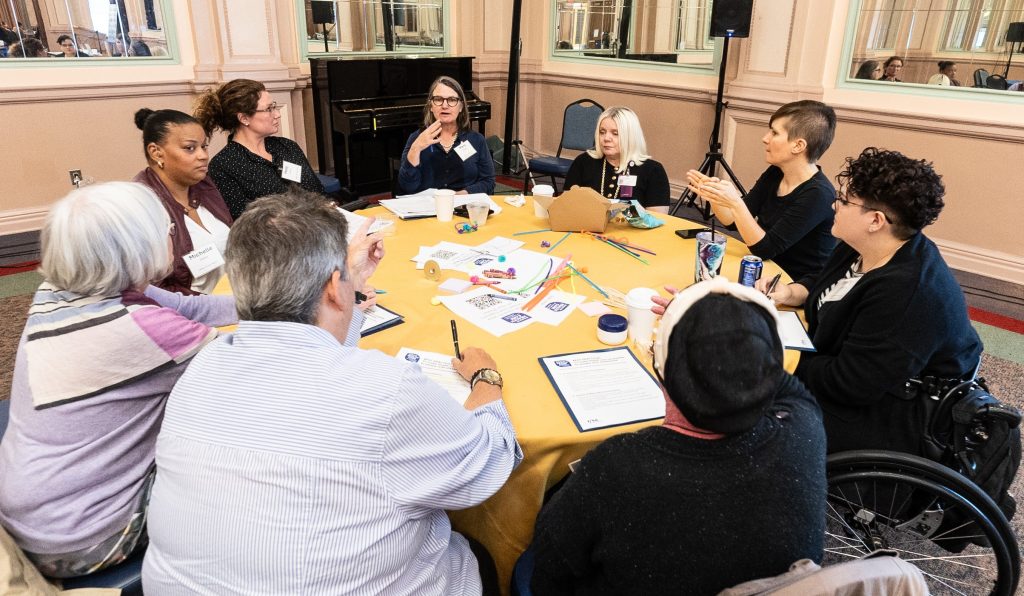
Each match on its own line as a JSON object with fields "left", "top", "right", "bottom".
{"left": 1, "top": 0, "right": 170, "bottom": 60}
{"left": 848, "top": 0, "right": 1024, "bottom": 92}
{"left": 303, "top": 0, "right": 445, "bottom": 56}
{"left": 553, "top": 0, "right": 716, "bottom": 67}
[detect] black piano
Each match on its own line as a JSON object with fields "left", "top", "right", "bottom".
{"left": 310, "top": 56, "right": 491, "bottom": 199}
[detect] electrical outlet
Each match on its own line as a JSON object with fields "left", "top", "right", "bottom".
{"left": 69, "top": 169, "right": 83, "bottom": 187}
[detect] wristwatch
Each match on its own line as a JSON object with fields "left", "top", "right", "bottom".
{"left": 470, "top": 368, "right": 503, "bottom": 389}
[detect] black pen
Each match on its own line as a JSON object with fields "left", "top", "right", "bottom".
{"left": 355, "top": 291, "right": 367, "bottom": 304}
{"left": 450, "top": 319, "right": 461, "bottom": 360}
{"left": 764, "top": 273, "right": 782, "bottom": 296}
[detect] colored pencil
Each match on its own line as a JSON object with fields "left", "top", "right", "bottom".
{"left": 566, "top": 263, "right": 609, "bottom": 298}
{"left": 545, "top": 232, "right": 571, "bottom": 254}
{"left": 513, "top": 228, "right": 551, "bottom": 236}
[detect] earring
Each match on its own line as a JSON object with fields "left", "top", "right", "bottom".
{"left": 157, "top": 160, "right": 165, "bottom": 169}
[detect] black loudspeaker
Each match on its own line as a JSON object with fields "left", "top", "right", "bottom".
{"left": 1007, "top": 22, "right": 1024, "bottom": 43}
{"left": 710, "top": 0, "right": 754, "bottom": 38}
{"left": 311, "top": 1, "right": 335, "bottom": 25}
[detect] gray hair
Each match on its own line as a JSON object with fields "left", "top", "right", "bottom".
{"left": 39, "top": 182, "right": 172, "bottom": 296}
{"left": 226, "top": 190, "right": 349, "bottom": 324}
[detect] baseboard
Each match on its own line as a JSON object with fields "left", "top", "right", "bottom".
{"left": 933, "top": 238, "right": 1024, "bottom": 286}
{"left": 0, "top": 208, "right": 48, "bottom": 237}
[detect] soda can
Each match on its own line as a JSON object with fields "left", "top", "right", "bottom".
{"left": 738, "top": 255, "right": 763, "bottom": 287}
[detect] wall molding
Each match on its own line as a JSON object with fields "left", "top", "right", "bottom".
{"left": 0, "top": 208, "right": 49, "bottom": 237}
{"left": 933, "top": 239, "right": 1024, "bottom": 286}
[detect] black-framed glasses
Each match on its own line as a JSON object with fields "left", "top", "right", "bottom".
{"left": 835, "top": 192, "right": 891, "bottom": 222}
{"left": 254, "top": 102, "right": 281, "bottom": 114}
{"left": 429, "top": 96, "right": 462, "bottom": 107}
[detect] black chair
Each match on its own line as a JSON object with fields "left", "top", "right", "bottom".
{"left": 0, "top": 399, "right": 145, "bottom": 595}
{"left": 523, "top": 99, "right": 604, "bottom": 193}
{"left": 986, "top": 74, "right": 1010, "bottom": 90}
{"left": 974, "top": 68, "right": 991, "bottom": 88}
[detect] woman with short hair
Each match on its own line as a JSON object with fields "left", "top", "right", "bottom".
{"left": 563, "top": 106, "right": 671, "bottom": 213}
{"left": 766, "top": 147, "right": 982, "bottom": 455}
{"left": 928, "top": 61, "right": 960, "bottom": 86}
{"left": 0, "top": 182, "right": 237, "bottom": 578}
{"left": 398, "top": 75, "right": 495, "bottom": 195}
{"left": 133, "top": 108, "right": 233, "bottom": 295}
{"left": 195, "top": 79, "right": 324, "bottom": 219}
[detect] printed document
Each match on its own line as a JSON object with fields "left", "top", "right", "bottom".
{"left": 777, "top": 311, "right": 816, "bottom": 352}
{"left": 395, "top": 348, "right": 470, "bottom": 405}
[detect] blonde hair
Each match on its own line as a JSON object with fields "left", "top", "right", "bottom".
{"left": 40, "top": 182, "right": 172, "bottom": 296}
{"left": 586, "top": 107, "right": 651, "bottom": 173}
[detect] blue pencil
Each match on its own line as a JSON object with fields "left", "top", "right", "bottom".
{"left": 546, "top": 232, "right": 571, "bottom": 254}
{"left": 513, "top": 228, "right": 552, "bottom": 236}
{"left": 566, "top": 264, "right": 609, "bottom": 298}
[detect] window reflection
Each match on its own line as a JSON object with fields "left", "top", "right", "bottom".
{"left": 304, "top": 0, "right": 445, "bottom": 55}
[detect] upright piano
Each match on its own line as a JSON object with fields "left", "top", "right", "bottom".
{"left": 310, "top": 56, "right": 491, "bottom": 199}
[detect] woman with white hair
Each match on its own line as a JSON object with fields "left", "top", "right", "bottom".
{"left": 562, "top": 106, "right": 670, "bottom": 213}
{"left": 0, "top": 182, "right": 237, "bottom": 578}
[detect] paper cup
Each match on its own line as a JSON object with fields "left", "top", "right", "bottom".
{"left": 694, "top": 231, "right": 727, "bottom": 282}
{"left": 625, "top": 287, "right": 659, "bottom": 346}
{"left": 532, "top": 184, "right": 553, "bottom": 218}
{"left": 434, "top": 189, "right": 455, "bottom": 222}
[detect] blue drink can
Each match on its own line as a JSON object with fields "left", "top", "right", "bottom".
{"left": 738, "top": 255, "right": 763, "bottom": 287}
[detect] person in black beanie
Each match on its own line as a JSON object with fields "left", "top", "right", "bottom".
{"left": 528, "top": 278, "right": 827, "bottom": 596}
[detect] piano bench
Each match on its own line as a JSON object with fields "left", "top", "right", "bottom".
{"left": 317, "top": 174, "right": 343, "bottom": 195}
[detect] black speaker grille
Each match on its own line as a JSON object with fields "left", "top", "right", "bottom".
{"left": 1007, "top": 22, "right": 1024, "bottom": 43}
{"left": 709, "top": 0, "right": 754, "bottom": 38}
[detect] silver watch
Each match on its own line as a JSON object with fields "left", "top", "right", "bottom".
{"left": 470, "top": 368, "right": 503, "bottom": 389}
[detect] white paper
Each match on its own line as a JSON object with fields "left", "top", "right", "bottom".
{"left": 438, "top": 286, "right": 534, "bottom": 337}
{"left": 778, "top": 310, "right": 816, "bottom": 352}
{"left": 395, "top": 348, "right": 470, "bottom": 405}
{"left": 337, "top": 207, "right": 394, "bottom": 243}
{"left": 527, "top": 290, "right": 587, "bottom": 326}
{"left": 382, "top": 190, "right": 503, "bottom": 219}
{"left": 540, "top": 348, "right": 665, "bottom": 431}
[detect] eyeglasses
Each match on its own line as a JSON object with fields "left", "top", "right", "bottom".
{"left": 429, "top": 96, "right": 462, "bottom": 107}
{"left": 254, "top": 102, "right": 281, "bottom": 114}
{"left": 835, "top": 193, "right": 891, "bottom": 223}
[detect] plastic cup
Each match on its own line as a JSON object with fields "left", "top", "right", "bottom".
{"left": 694, "top": 231, "right": 727, "bottom": 282}
{"left": 532, "top": 184, "right": 554, "bottom": 218}
{"left": 434, "top": 189, "right": 455, "bottom": 222}
{"left": 374, "top": 213, "right": 397, "bottom": 237}
{"left": 625, "top": 287, "right": 659, "bottom": 347}
{"left": 467, "top": 201, "right": 490, "bottom": 227}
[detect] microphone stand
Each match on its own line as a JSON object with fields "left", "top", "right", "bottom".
{"left": 669, "top": 33, "right": 747, "bottom": 220}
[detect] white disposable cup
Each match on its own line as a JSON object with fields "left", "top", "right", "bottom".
{"left": 467, "top": 201, "right": 490, "bottom": 227}
{"left": 532, "top": 184, "right": 554, "bottom": 218}
{"left": 434, "top": 189, "right": 455, "bottom": 222}
{"left": 625, "top": 287, "right": 660, "bottom": 345}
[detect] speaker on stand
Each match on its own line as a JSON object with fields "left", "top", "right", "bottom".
{"left": 311, "top": 1, "right": 335, "bottom": 53}
{"left": 1005, "top": 22, "right": 1024, "bottom": 78}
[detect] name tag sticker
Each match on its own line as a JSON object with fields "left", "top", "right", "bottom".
{"left": 619, "top": 175, "right": 637, "bottom": 187}
{"left": 183, "top": 244, "right": 225, "bottom": 278}
{"left": 454, "top": 141, "right": 477, "bottom": 161}
{"left": 281, "top": 160, "right": 303, "bottom": 182}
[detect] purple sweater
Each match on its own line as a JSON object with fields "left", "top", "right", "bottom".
{"left": 0, "top": 286, "right": 236, "bottom": 554}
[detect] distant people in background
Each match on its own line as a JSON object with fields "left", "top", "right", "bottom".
{"left": 928, "top": 61, "right": 961, "bottom": 86}
{"left": 0, "top": 182, "right": 236, "bottom": 579}
{"left": 556, "top": 40, "right": 572, "bottom": 50}
{"left": 881, "top": 56, "right": 904, "bottom": 82}
{"left": 129, "top": 39, "right": 152, "bottom": 56}
{"left": 530, "top": 280, "right": 827, "bottom": 595}
{"left": 764, "top": 148, "right": 982, "bottom": 456}
{"left": 56, "top": 35, "right": 88, "bottom": 57}
{"left": 8, "top": 37, "right": 47, "bottom": 57}
{"left": 687, "top": 100, "right": 837, "bottom": 281}
{"left": 132, "top": 108, "right": 233, "bottom": 295}
{"left": 398, "top": 75, "right": 496, "bottom": 196}
{"left": 854, "top": 59, "right": 882, "bottom": 80}
{"left": 563, "top": 106, "right": 671, "bottom": 213}
{"left": 194, "top": 78, "right": 324, "bottom": 219}
{"left": 143, "top": 191, "right": 520, "bottom": 595}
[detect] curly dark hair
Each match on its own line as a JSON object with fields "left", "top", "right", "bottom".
{"left": 836, "top": 147, "right": 945, "bottom": 239}
{"left": 193, "top": 79, "right": 266, "bottom": 135}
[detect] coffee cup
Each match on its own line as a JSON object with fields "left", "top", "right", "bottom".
{"left": 625, "top": 287, "right": 659, "bottom": 347}
{"left": 532, "top": 184, "right": 554, "bottom": 218}
{"left": 434, "top": 189, "right": 455, "bottom": 222}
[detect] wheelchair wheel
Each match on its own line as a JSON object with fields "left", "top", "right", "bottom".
{"left": 825, "top": 450, "right": 1020, "bottom": 596}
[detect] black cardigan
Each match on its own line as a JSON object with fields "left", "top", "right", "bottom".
{"left": 796, "top": 233, "right": 982, "bottom": 454}
{"left": 563, "top": 154, "right": 670, "bottom": 208}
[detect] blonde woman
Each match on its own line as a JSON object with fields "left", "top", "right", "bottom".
{"left": 563, "top": 106, "right": 670, "bottom": 214}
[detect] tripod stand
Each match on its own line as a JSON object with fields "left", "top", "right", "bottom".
{"left": 669, "top": 34, "right": 746, "bottom": 219}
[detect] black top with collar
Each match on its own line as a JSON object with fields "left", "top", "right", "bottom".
{"left": 563, "top": 154, "right": 670, "bottom": 208}
{"left": 209, "top": 135, "right": 324, "bottom": 220}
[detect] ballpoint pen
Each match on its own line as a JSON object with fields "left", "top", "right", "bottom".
{"left": 450, "top": 319, "right": 461, "bottom": 360}
{"left": 764, "top": 273, "right": 782, "bottom": 296}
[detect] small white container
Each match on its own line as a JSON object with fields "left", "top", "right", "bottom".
{"left": 597, "top": 314, "right": 628, "bottom": 345}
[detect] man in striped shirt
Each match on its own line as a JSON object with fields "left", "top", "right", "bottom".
{"left": 142, "top": 191, "right": 522, "bottom": 595}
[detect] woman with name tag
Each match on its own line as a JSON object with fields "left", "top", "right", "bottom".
{"left": 397, "top": 75, "right": 495, "bottom": 196}
{"left": 763, "top": 147, "right": 981, "bottom": 455}
{"left": 133, "top": 108, "right": 233, "bottom": 295}
{"left": 195, "top": 79, "right": 324, "bottom": 219}
{"left": 563, "top": 106, "right": 671, "bottom": 214}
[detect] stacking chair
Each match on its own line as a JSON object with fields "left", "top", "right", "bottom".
{"left": 974, "top": 68, "right": 991, "bottom": 88}
{"left": 986, "top": 73, "right": 1010, "bottom": 90}
{"left": 523, "top": 99, "right": 604, "bottom": 193}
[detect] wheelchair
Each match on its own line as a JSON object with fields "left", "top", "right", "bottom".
{"left": 824, "top": 449, "right": 1020, "bottom": 596}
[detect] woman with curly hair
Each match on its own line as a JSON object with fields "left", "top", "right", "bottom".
{"left": 765, "top": 147, "right": 981, "bottom": 455}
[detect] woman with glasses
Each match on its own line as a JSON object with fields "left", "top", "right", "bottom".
{"left": 132, "top": 108, "right": 233, "bottom": 295}
{"left": 764, "top": 147, "right": 981, "bottom": 455}
{"left": 0, "top": 182, "right": 236, "bottom": 579}
{"left": 880, "top": 56, "right": 904, "bottom": 82}
{"left": 397, "top": 75, "right": 495, "bottom": 195}
{"left": 195, "top": 79, "right": 324, "bottom": 219}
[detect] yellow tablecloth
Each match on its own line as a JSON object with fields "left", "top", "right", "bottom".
{"left": 216, "top": 199, "right": 798, "bottom": 591}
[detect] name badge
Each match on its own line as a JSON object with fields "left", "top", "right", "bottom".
{"left": 619, "top": 175, "right": 637, "bottom": 187}
{"left": 182, "top": 244, "right": 225, "bottom": 278}
{"left": 281, "top": 160, "right": 303, "bottom": 182}
{"left": 454, "top": 140, "right": 477, "bottom": 161}
{"left": 820, "top": 276, "right": 860, "bottom": 305}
